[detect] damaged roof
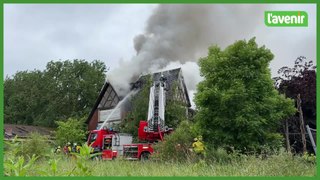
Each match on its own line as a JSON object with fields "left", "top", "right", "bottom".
{"left": 86, "top": 68, "right": 191, "bottom": 124}
{"left": 132, "top": 68, "right": 191, "bottom": 107}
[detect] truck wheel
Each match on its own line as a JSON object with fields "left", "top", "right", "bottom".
{"left": 140, "top": 152, "right": 150, "bottom": 161}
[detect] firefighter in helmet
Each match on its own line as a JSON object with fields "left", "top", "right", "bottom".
{"left": 67, "top": 142, "right": 72, "bottom": 153}
{"left": 105, "top": 138, "right": 112, "bottom": 149}
{"left": 55, "top": 146, "right": 61, "bottom": 153}
{"left": 192, "top": 136, "right": 205, "bottom": 156}
{"left": 76, "top": 143, "right": 81, "bottom": 153}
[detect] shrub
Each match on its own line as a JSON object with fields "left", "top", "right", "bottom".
{"left": 4, "top": 154, "right": 38, "bottom": 176}
{"left": 204, "top": 146, "right": 238, "bottom": 164}
{"left": 18, "top": 132, "right": 51, "bottom": 159}
{"left": 302, "top": 152, "right": 316, "bottom": 164}
{"left": 154, "top": 121, "right": 197, "bottom": 162}
{"left": 55, "top": 117, "right": 87, "bottom": 146}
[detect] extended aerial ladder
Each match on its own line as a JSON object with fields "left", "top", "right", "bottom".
{"left": 87, "top": 72, "right": 172, "bottom": 160}
{"left": 138, "top": 73, "right": 172, "bottom": 142}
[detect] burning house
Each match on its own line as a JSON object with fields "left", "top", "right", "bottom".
{"left": 86, "top": 68, "right": 192, "bottom": 131}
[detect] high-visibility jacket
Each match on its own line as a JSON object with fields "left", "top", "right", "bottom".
{"left": 192, "top": 140, "right": 205, "bottom": 154}
{"left": 76, "top": 145, "right": 81, "bottom": 152}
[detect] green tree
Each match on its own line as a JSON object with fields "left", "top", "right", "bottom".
{"left": 119, "top": 75, "right": 152, "bottom": 139}
{"left": 55, "top": 118, "right": 87, "bottom": 146}
{"left": 195, "top": 38, "right": 296, "bottom": 152}
{"left": 165, "top": 82, "right": 189, "bottom": 128}
{"left": 165, "top": 100, "right": 187, "bottom": 128}
{"left": 4, "top": 59, "right": 107, "bottom": 127}
{"left": 4, "top": 70, "right": 46, "bottom": 125}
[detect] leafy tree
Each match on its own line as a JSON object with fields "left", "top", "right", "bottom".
{"left": 119, "top": 75, "right": 152, "bottom": 140}
{"left": 165, "top": 82, "right": 189, "bottom": 128}
{"left": 194, "top": 38, "right": 296, "bottom": 153}
{"left": 165, "top": 100, "right": 187, "bottom": 128}
{"left": 4, "top": 70, "right": 47, "bottom": 125}
{"left": 274, "top": 56, "right": 316, "bottom": 127}
{"left": 4, "top": 59, "right": 107, "bottom": 127}
{"left": 55, "top": 118, "right": 87, "bottom": 146}
{"left": 274, "top": 57, "right": 316, "bottom": 153}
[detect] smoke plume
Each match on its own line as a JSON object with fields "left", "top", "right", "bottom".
{"left": 108, "top": 4, "right": 266, "bottom": 96}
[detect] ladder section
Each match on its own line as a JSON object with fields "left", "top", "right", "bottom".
{"left": 146, "top": 74, "right": 166, "bottom": 132}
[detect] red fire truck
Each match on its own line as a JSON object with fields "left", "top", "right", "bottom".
{"left": 87, "top": 74, "right": 172, "bottom": 160}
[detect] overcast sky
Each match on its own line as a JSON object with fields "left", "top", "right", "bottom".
{"left": 4, "top": 4, "right": 157, "bottom": 76}
{"left": 4, "top": 4, "right": 316, "bottom": 107}
{"left": 4, "top": 4, "right": 316, "bottom": 77}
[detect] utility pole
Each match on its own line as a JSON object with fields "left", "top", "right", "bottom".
{"left": 297, "top": 94, "right": 307, "bottom": 153}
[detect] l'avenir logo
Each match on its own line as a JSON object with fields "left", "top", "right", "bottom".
{"left": 265, "top": 11, "right": 308, "bottom": 27}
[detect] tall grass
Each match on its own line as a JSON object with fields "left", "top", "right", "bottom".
{"left": 25, "top": 153, "right": 315, "bottom": 176}
{"left": 4, "top": 135, "right": 316, "bottom": 176}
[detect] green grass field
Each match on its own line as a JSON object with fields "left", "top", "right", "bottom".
{"left": 25, "top": 154, "right": 315, "bottom": 176}
{"left": 4, "top": 138, "right": 316, "bottom": 176}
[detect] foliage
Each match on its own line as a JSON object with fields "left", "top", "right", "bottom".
{"left": 4, "top": 152, "right": 316, "bottom": 176}
{"left": 194, "top": 38, "right": 296, "bottom": 153}
{"left": 302, "top": 152, "right": 316, "bottom": 164}
{"left": 165, "top": 81, "right": 189, "bottom": 128}
{"left": 70, "top": 143, "right": 100, "bottom": 176}
{"left": 204, "top": 146, "right": 237, "bottom": 164}
{"left": 55, "top": 117, "right": 87, "bottom": 146}
{"left": 4, "top": 136, "right": 39, "bottom": 176}
{"left": 4, "top": 154, "right": 38, "bottom": 176}
{"left": 154, "top": 121, "right": 197, "bottom": 162}
{"left": 4, "top": 140, "right": 101, "bottom": 176}
{"left": 165, "top": 100, "right": 187, "bottom": 128}
{"left": 3, "top": 139, "right": 316, "bottom": 176}
{"left": 3, "top": 132, "right": 51, "bottom": 161}
{"left": 17, "top": 132, "right": 51, "bottom": 159}
{"left": 4, "top": 70, "right": 46, "bottom": 125}
{"left": 273, "top": 57, "right": 316, "bottom": 153}
{"left": 4, "top": 59, "right": 107, "bottom": 127}
{"left": 119, "top": 75, "right": 152, "bottom": 139}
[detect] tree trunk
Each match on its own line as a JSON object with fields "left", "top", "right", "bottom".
{"left": 284, "top": 119, "right": 290, "bottom": 152}
{"left": 297, "top": 94, "right": 307, "bottom": 153}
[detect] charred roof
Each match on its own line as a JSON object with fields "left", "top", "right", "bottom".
{"left": 86, "top": 68, "right": 191, "bottom": 124}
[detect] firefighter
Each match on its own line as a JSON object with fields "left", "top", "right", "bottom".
{"left": 67, "top": 142, "right": 72, "bottom": 153}
{"left": 76, "top": 143, "right": 81, "bottom": 153}
{"left": 192, "top": 136, "right": 205, "bottom": 157}
{"left": 72, "top": 143, "right": 77, "bottom": 152}
{"left": 55, "top": 146, "right": 61, "bottom": 153}
{"left": 105, "top": 138, "right": 112, "bottom": 149}
{"left": 63, "top": 144, "right": 69, "bottom": 155}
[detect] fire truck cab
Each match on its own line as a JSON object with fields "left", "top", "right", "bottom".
{"left": 87, "top": 129, "right": 133, "bottom": 160}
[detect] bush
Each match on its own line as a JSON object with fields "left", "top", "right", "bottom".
{"left": 204, "top": 146, "right": 240, "bottom": 164}
{"left": 18, "top": 132, "right": 51, "bottom": 159}
{"left": 55, "top": 117, "right": 87, "bottom": 146}
{"left": 154, "top": 121, "right": 197, "bottom": 162}
{"left": 302, "top": 152, "right": 316, "bottom": 164}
